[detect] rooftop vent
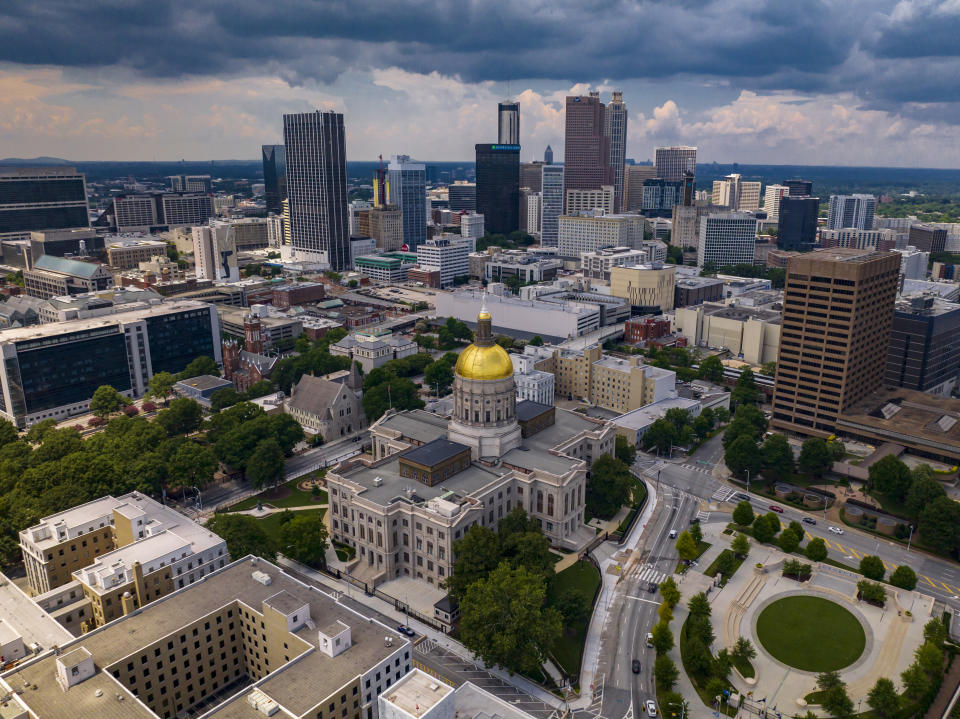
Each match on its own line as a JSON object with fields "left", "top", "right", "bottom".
{"left": 252, "top": 570, "right": 272, "bottom": 586}
{"left": 373, "top": 476, "right": 383, "bottom": 487}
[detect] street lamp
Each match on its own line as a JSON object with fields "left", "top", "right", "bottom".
{"left": 907, "top": 524, "right": 914, "bottom": 553}
{"left": 666, "top": 701, "right": 686, "bottom": 719}
{"left": 745, "top": 469, "right": 750, "bottom": 494}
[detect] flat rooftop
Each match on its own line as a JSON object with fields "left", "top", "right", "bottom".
{"left": 382, "top": 669, "right": 453, "bottom": 718}
{"left": 0, "top": 570, "right": 73, "bottom": 650}
{"left": 176, "top": 374, "right": 232, "bottom": 392}
{"left": 401, "top": 438, "right": 470, "bottom": 466}
{"left": 613, "top": 397, "right": 700, "bottom": 431}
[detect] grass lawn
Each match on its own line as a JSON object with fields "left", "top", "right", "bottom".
{"left": 256, "top": 507, "right": 326, "bottom": 546}
{"left": 227, "top": 477, "right": 328, "bottom": 511}
{"left": 756, "top": 596, "right": 865, "bottom": 672}
{"left": 333, "top": 541, "right": 356, "bottom": 562}
{"left": 546, "top": 561, "right": 601, "bottom": 677}
{"left": 731, "top": 654, "right": 755, "bottom": 679}
{"left": 703, "top": 549, "right": 744, "bottom": 582}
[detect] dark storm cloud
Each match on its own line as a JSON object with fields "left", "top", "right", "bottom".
{"left": 0, "top": 0, "right": 951, "bottom": 107}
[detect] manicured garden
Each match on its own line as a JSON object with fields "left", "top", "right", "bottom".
{"left": 545, "top": 560, "right": 601, "bottom": 677}
{"left": 257, "top": 507, "right": 326, "bottom": 546}
{"left": 227, "top": 476, "right": 327, "bottom": 511}
{"left": 755, "top": 596, "right": 865, "bottom": 672}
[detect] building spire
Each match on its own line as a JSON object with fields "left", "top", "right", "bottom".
{"left": 475, "top": 292, "right": 493, "bottom": 347}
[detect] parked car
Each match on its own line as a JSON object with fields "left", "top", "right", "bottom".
{"left": 735, "top": 493, "right": 750, "bottom": 502}
{"left": 646, "top": 700, "right": 658, "bottom": 717}
{"left": 396, "top": 625, "right": 416, "bottom": 637}
{"left": 632, "top": 659, "right": 641, "bottom": 674}
{"left": 829, "top": 526, "right": 844, "bottom": 535}
{"left": 769, "top": 505, "right": 784, "bottom": 513}
{"left": 802, "top": 517, "right": 817, "bottom": 525}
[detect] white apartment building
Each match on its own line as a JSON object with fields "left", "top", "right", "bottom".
{"left": 557, "top": 212, "right": 645, "bottom": 257}
{"left": 828, "top": 194, "right": 877, "bottom": 230}
{"left": 192, "top": 222, "right": 239, "bottom": 282}
{"left": 113, "top": 195, "right": 158, "bottom": 232}
{"left": 565, "top": 186, "right": 614, "bottom": 214}
{"left": 461, "top": 212, "right": 484, "bottom": 240}
{"left": 820, "top": 227, "right": 901, "bottom": 250}
{"left": 697, "top": 212, "right": 757, "bottom": 268}
{"left": 416, "top": 237, "right": 469, "bottom": 287}
{"left": 711, "top": 174, "right": 761, "bottom": 211}
{"left": 763, "top": 184, "right": 789, "bottom": 222}
{"left": 526, "top": 192, "right": 542, "bottom": 234}
{"left": 581, "top": 246, "right": 649, "bottom": 279}
{"left": 512, "top": 353, "right": 555, "bottom": 406}
{"left": 894, "top": 246, "right": 930, "bottom": 280}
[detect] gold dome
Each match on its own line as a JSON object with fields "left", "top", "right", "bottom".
{"left": 455, "top": 343, "right": 513, "bottom": 380}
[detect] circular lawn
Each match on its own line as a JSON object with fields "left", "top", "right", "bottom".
{"left": 755, "top": 596, "right": 866, "bottom": 672}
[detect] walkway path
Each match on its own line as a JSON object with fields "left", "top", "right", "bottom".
{"left": 230, "top": 503, "right": 328, "bottom": 518}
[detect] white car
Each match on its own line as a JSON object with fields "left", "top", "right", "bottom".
{"left": 646, "top": 700, "right": 658, "bottom": 717}
{"left": 828, "top": 526, "right": 844, "bottom": 535}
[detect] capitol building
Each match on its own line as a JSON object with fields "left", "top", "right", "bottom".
{"left": 324, "top": 301, "right": 616, "bottom": 588}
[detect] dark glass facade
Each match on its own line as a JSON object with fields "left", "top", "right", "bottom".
{"left": 0, "top": 206, "right": 89, "bottom": 235}
{"left": 146, "top": 309, "right": 218, "bottom": 375}
{"left": 777, "top": 196, "right": 819, "bottom": 251}
{"left": 0, "top": 174, "right": 89, "bottom": 235}
{"left": 0, "top": 179, "right": 85, "bottom": 204}
{"left": 475, "top": 144, "right": 519, "bottom": 236}
{"left": 262, "top": 145, "right": 287, "bottom": 215}
{"left": 885, "top": 299, "right": 960, "bottom": 393}
{"left": 13, "top": 328, "right": 130, "bottom": 414}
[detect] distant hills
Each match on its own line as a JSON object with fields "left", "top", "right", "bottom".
{"left": 0, "top": 157, "right": 71, "bottom": 165}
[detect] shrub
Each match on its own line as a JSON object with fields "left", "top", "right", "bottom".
{"left": 142, "top": 401, "right": 157, "bottom": 412}
{"left": 890, "top": 565, "right": 918, "bottom": 591}
{"left": 857, "top": 580, "right": 886, "bottom": 606}
{"left": 123, "top": 404, "right": 139, "bottom": 416}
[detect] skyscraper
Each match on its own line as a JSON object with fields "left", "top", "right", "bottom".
{"left": 827, "top": 194, "right": 876, "bottom": 230}
{"left": 777, "top": 196, "right": 819, "bottom": 252}
{"left": 498, "top": 101, "right": 520, "bottom": 145}
{"left": 681, "top": 171, "right": 695, "bottom": 207}
{"left": 168, "top": 174, "right": 212, "bottom": 193}
{"left": 563, "top": 93, "right": 611, "bottom": 207}
{"left": 697, "top": 212, "right": 757, "bottom": 268}
{"left": 654, "top": 146, "right": 697, "bottom": 183}
{"left": 261, "top": 145, "right": 286, "bottom": 215}
{"left": 282, "top": 110, "right": 350, "bottom": 269}
{"left": 783, "top": 179, "right": 813, "bottom": 197}
{"left": 520, "top": 162, "right": 544, "bottom": 192}
{"left": 763, "top": 184, "right": 789, "bottom": 222}
{"left": 540, "top": 165, "right": 564, "bottom": 247}
{"left": 624, "top": 165, "right": 658, "bottom": 211}
{"left": 544, "top": 145, "right": 553, "bottom": 164}
{"left": 387, "top": 154, "right": 427, "bottom": 250}
{"left": 604, "top": 91, "right": 628, "bottom": 212}
{"left": 475, "top": 143, "right": 520, "bottom": 235}
{"left": 0, "top": 166, "right": 90, "bottom": 241}
{"left": 772, "top": 248, "right": 901, "bottom": 436}
{"left": 711, "top": 173, "right": 760, "bottom": 211}
{"left": 885, "top": 295, "right": 960, "bottom": 396}
{"left": 448, "top": 182, "right": 476, "bottom": 212}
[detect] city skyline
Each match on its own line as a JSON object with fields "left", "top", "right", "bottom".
{"left": 1, "top": 1, "right": 960, "bottom": 166}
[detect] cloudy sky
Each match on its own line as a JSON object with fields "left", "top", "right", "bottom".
{"left": 1, "top": 0, "right": 959, "bottom": 166}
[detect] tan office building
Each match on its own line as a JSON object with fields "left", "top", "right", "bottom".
{"left": 369, "top": 205, "right": 403, "bottom": 251}
{"left": 772, "top": 248, "right": 901, "bottom": 436}
{"left": 609, "top": 264, "right": 677, "bottom": 312}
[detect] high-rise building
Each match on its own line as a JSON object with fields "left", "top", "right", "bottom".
{"left": 777, "top": 196, "right": 819, "bottom": 251}
{"left": 540, "top": 165, "right": 564, "bottom": 247}
{"left": 907, "top": 224, "right": 948, "bottom": 254}
{"left": 192, "top": 222, "right": 240, "bottom": 282}
{"left": 820, "top": 227, "right": 899, "bottom": 251}
{"left": 498, "top": 100, "right": 520, "bottom": 145}
{"left": 544, "top": 145, "right": 554, "bottom": 164}
{"left": 526, "top": 192, "right": 542, "bottom": 234}
{"left": 783, "top": 179, "right": 813, "bottom": 197}
{"left": 0, "top": 166, "right": 90, "bottom": 241}
{"left": 565, "top": 186, "right": 614, "bottom": 214}
{"left": 0, "top": 300, "right": 220, "bottom": 428}
{"left": 712, "top": 174, "right": 761, "bottom": 211}
{"left": 681, "top": 171, "right": 695, "bottom": 206}
{"left": 624, "top": 165, "right": 658, "bottom": 211}
{"left": 604, "top": 91, "right": 628, "bottom": 212}
{"left": 563, "top": 93, "right": 612, "bottom": 206}
{"left": 558, "top": 213, "right": 645, "bottom": 256}
{"left": 827, "top": 194, "right": 876, "bottom": 230}
{"left": 368, "top": 204, "right": 403, "bottom": 251}
{"left": 261, "top": 144, "right": 287, "bottom": 215}
{"left": 475, "top": 143, "right": 520, "bottom": 235}
{"left": 640, "top": 179, "right": 684, "bottom": 217}
{"left": 282, "top": 110, "right": 350, "bottom": 268}
{"left": 387, "top": 154, "right": 427, "bottom": 250}
{"left": 671, "top": 203, "right": 706, "bottom": 249}
{"left": 763, "top": 184, "right": 789, "bottom": 222}
{"left": 654, "top": 146, "right": 697, "bottom": 183}
{"left": 885, "top": 295, "right": 960, "bottom": 396}
{"left": 520, "top": 162, "right": 544, "bottom": 192}
{"left": 461, "top": 212, "right": 484, "bottom": 241}
{"left": 772, "top": 248, "right": 901, "bottom": 436}
{"left": 697, "top": 212, "right": 757, "bottom": 268}
{"left": 168, "top": 174, "right": 212, "bottom": 193}
{"left": 416, "top": 237, "right": 470, "bottom": 287}
{"left": 448, "top": 181, "right": 476, "bottom": 212}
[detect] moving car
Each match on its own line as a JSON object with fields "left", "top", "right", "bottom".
{"left": 802, "top": 517, "right": 817, "bottom": 525}
{"left": 689, "top": 517, "right": 700, "bottom": 524}
{"left": 396, "top": 625, "right": 416, "bottom": 637}
{"left": 735, "top": 493, "right": 750, "bottom": 502}
{"left": 646, "top": 632, "right": 654, "bottom": 648}
{"left": 668, "top": 529, "right": 677, "bottom": 539}
{"left": 632, "top": 659, "right": 641, "bottom": 674}
{"left": 646, "top": 700, "right": 658, "bottom": 717}
{"left": 829, "top": 526, "right": 844, "bottom": 535}
{"left": 769, "top": 505, "right": 784, "bottom": 513}
{"left": 648, "top": 582, "right": 658, "bottom": 594}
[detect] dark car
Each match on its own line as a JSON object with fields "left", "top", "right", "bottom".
{"left": 648, "top": 582, "right": 658, "bottom": 594}
{"left": 689, "top": 517, "right": 700, "bottom": 525}
{"left": 735, "top": 493, "right": 750, "bottom": 502}
{"left": 802, "top": 517, "right": 817, "bottom": 525}
{"left": 396, "top": 625, "right": 416, "bottom": 637}
{"left": 632, "top": 659, "right": 641, "bottom": 674}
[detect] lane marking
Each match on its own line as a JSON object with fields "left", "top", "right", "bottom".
{"left": 921, "top": 575, "right": 938, "bottom": 588}
{"left": 626, "top": 596, "right": 663, "bottom": 605}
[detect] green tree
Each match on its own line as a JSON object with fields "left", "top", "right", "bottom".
{"left": 827, "top": 438, "right": 846, "bottom": 462}
{"left": 905, "top": 466, "right": 947, "bottom": 519}
{"left": 676, "top": 530, "right": 699, "bottom": 561}
{"left": 730, "top": 367, "right": 759, "bottom": 407}
{"left": 447, "top": 525, "right": 501, "bottom": 601}
{"left": 759, "top": 361, "right": 777, "bottom": 376}
{"left": 688, "top": 591, "right": 711, "bottom": 618}
{"left": 716, "top": 549, "right": 737, "bottom": 576}
{"left": 918, "top": 495, "right": 960, "bottom": 554}
{"left": 923, "top": 618, "right": 948, "bottom": 647}
{"left": 732, "top": 636, "right": 757, "bottom": 662}
{"left": 361, "top": 376, "right": 425, "bottom": 422}
{"left": 458, "top": 562, "right": 562, "bottom": 674}
{"left": 642, "top": 418, "right": 676, "bottom": 454}
{"left": 798, "top": 437, "right": 832, "bottom": 478}
{"left": 651, "top": 621, "right": 674, "bottom": 655}
{"left": 762, "top": 433, "right": 794, "bottom": 480}
{"left": 424, "top": 360, "right": 454, "bottom": 396}
{"left": 900, "top": 662, "right": 929, "bottom": 702}
{"left": 206, "top": 514, "right": 277, "bottom": 560}
{"left": 414, "top": 333, "right": 436, "bottom": 351}
{"left": 752, "top": 513, "right": 779, "bottom": 544}
{"left": 889, "top": 565, "right": 917, "bottom": 590}
{"left": 698, "top": 355, "right": 725, "bottom": 383}
{"left": 654, "top": 655, "right": 679, "bottom": 691}
{"left": 692, "top": 410, "right": 715, "bottom": 440}
{"left": 731, "top": 533, "right": 750, "bottom": 557}
{"left": 246, "top": 437, "right": 285, "bottom": 489}
{"left": 168, "top": 441, "right": 217, "bottom": 491}
{"left": 725, "top": 434, "right": 762, "bottom": 479}
{"left": 279, "top": 511, "right": 329, "bottom": 568}
{"left": 89, "top": 385, "right": 127, "bottom": 418}
{"left": 733, "top": 500, "right": 754, "bottom": 526}
{"left": 868, "top": 454, "right": 912, "bottom": 502}
{"left": 614, "top": 434, "right": 637, "bottom": 466}
{"left": 529, "top": 335, "right": 543, "bottom": 346}
{"left": 25, "top": 418, "right": 57, "bottom": 444}
{"left": 859, "top": 555, "right": 885, "bottom": 581}
{"left": 244, "top": 380, "right": 276, "bottom": 400}
{"left": 553, "top": 588, "right": 591, "bottom": 625}
{"left": 147, "top": 371, "right": 176, "bottom": 402}
{"left": 586, "top": 455, "right": 633, "bottom": 519}
{"left": 156, "top": 397, "right": 203, "bottom": 436}
{"left": 689, "top": 522, "right": 703, "bottom": 545}
{"left": 778, "top": 527, "right": 800, "bottom": 554}
{"left": 805, "top": 537, "right": 828, "bottom": 562}
{"left": 857, "top": 580, "right": 887, "bottom": 605}
{"left": 0, "top": 419, "right": 17, "bottom": 450}
{"left": 176, "top": 355, "right": 220, "bottom": 380}
{"left": 865, "top": 678, "right": 898, "bottom": 718}
{"left": 210, "top": 387, "right": 242, "bottom": 412}
{"left": 659, "top": 576, "right": 681, "bottom": 608}
{"left": 915, "top": 640, "right": 944, "bottom": 679}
